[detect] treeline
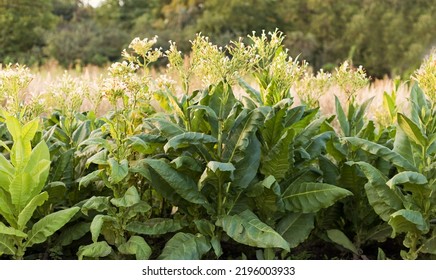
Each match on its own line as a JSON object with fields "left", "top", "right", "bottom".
{"left": 1, "top": 0, "right": 435, "bottom": 77}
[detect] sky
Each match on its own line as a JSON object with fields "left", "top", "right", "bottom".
{"left": 83, "top": 0, "right": 104, "bottom": 7}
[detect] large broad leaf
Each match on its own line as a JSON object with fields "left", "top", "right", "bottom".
{"left": 350, "top": 162, "right": 404, "bottom": 221}
{"left": 142, "top": 159, "right": 207, "bottom": 205}
{"left": 397, "top": 113, "right": 427, "bottom": 147}
{"left": 127, "top": 219, "right": 184, "bottom": 235}
{"left": 118, "top": 236, "right": 152, "bottom": 260}
{"left": 388, "top": 209, "right": 429, "bottom": 236}
{"left": 199, "top": 161, "right": 235, "bottom": 190}
{"left": 50, "top": 148, "right": 74, "bottom": 182}
{"left": 393, "top": 127, "right": 416, "bottom": 166}
{"left": 420, "top": 235, "right": 436, "bottom": 255}
{"left": 0, "top": 234, "right": 16, "bottom": 256}
{"left": 90, "top": 214, "right": 117, "bottom": 243}
{"left": 78, "top": 169, "right": 103, "bottom": 189}
{"left": 55, "top": 222, "right": 91, "bottom": 248}
{"left": 222, "top": 109, "right": 264, "bottom": 161}
{"left": 0, "top": 153, "right": 14, "bottom": 191}
{"left": 386, "top": 171, "right": 429, "bottom": 198}
{"left": 276, "top": 213, "right": 315, "bottom": 249}
{"left": 17, "top": 192, "right": 49, "bottom": 230}
{"left": 0, "top": 189, "right": 16, "bottom": 227}
{"left": 164, "top": 132, "right": 217, "bottom": 152}
{"left": 110, "top": 186, "right": 140, "bottom": 208}
{"left": 158, "top": 233, "right": 211, "bottom": 260}
{"left": 262, "top": 103, "right": 288, "bottom": 147}
{"left": 77, "top": 241, "right": 112, "bottom": 260}
{"left": 0, "top": 221, "right": 27, "bottom": 238}
{"left": 232, "top": 135, "right": 261, "bottom": 189}
{"left": 327, "top": 229, "right": 359, "bottom": 255}
{"left": 108, "top": 158, "right": 129, "bottom": 184}
{"left": 218, "top": 209, "right": 290, "bottom": 251}
{"left": 25, "top": 207, "right": 80, "bottom": 247}
{"left": 81, "top": 196, "right": 111, "bottom": 215}
{"left": 261, "top": 129, "right": 295, "bottom": 180}
{"left": 282, "top": 182, "right": 352, "bottom": 213}
{"left": 9, "top": 141, "right": 50, "bottom": 211}
{"left": 147, "top": 118, "right": 185, "bottom": 139}
{"left": 344, "top": 137, "right": 417, "bottom": 172}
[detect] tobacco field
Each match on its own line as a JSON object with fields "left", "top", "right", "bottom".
{"left": 0, "top": 32, "right": 435, "bottom": 260}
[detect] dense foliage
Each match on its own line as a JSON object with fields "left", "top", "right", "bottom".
{"left": 0, "top": 32, "right": 435, "bottom": 260}
{"left": 1, "top": 0, "right": 436, "bottom": 77}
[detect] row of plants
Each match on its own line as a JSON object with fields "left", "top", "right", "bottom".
{"left": 0, "top": 31, "right": 434, "bottom": 260}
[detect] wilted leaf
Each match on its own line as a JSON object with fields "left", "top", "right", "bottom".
{"left": 118, "top": 236, "right": 152, "bottom": 260}
{"left": 77, "top": 241, "right": 112, "bottom": 260}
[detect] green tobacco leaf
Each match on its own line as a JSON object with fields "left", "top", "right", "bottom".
{"left": 199, "top": 161, "right": 235, "bottom": 190}
{"left": 118, "top": 236, "right": 152, "bottom": 260}
{"left": 327, "top": 229, "right": 359, "bottom": 254}
{"left": 282, "top": 182, "right": 352, "bottom": 213}
{"left": 158, "top": 233, "right": 211, "bottom": 260}
{"left": 85, "top": 150, "right": 107, "bottom": 167}
{"left": 383, "top": 91, "right": 397, "bottom": 120}
{"left": 81, "top": 196, "right": 111, "bottom": 215}
{"left": 78, "top": 169, "right": 103, "bottom": 188}
{"left": 218, "top": 210, "right": 290, "bottom": 251}
{"left": 72, "top": 120, "right": 91, "bottom": 145}
{"left": 164, "top": 132, "right": 217, "bottom": 152}
{"left": 393, "top": 128, "right": 415, "bottom": 165}
{"left": 143, "top": 159, "right": 207, "bottom": 205}
{"left": 77, "top": 241, "right": 112, "bottom": 260}
{"left": 0, "top": 221, "right": 27, "bottom": 238}
{"left": 420, "top": 235, "right": 436, "bottom": 254}
{"left": 110, "top": 186, "right": 140, "bottom": 208}
{"left": 262, "top": 103, "right": 288, "bottom": 147}
{"left": 350, "top": 161, "right": 403, "bottom": 221}
{"left": 0, "top": 189, "right": 15, "bottom": 227}
{"left": 276, "top": 213, "right": 315, "bottom": 249}
{"left": 21, "top": 118, "right": 39, "bottom": 143}
{"left": 55, "top": 222, "right": 91, "bottom": 248}
{"left": 90, "top": 214, "right": 117, "bottom": 243}
{"left": 128, "top": 134, "right": 165, "bottom": 155}
{"left": 147, "top": 118, "right": 185, "bottom": 139}
{"left": 239, "top": 78, "right": 261, "bottom": 105}
{"left": 222, "top": 109, "right": 264, "bottom": 161}
{"left": 345, "top": 137, "right": 417, "bottom": 171}
{"left": 261, "top": 129, "right": 294, "bottom": 180}
{"left": 108, "top": 158, "right": 129, "bottom": 184}
{"left": 17, "top": 192, "right": 49, "bottom": 230}
{"left": 127, "top": 219, "right": 184, "bottom": 235}
{"left": 0, "top": 234, "right": 16, "bottom": 255}
{"left": 397, "top": 113, "right": 427, "bottom": 147}
{"left": 51, "top": 149, "right": 74, "bottom": 181}
{"left": 386, "top": 171, "right": 429, "bottom": 197}
{"left": 9, "top": 141, "right": 50, "bottom": 211}
{"left": 194, "top": 219, "right": 215, "bottom": 237}
{"left": 388, "top": 209, "right": 429, "bottom": 236}
{"left": 0, "top": 153, "right": 14, "bottom": 190}
{"left": 232, "top": 135, "right": 261, "bottom": 189}
{"left": 25, "top": 207, "right": 80, "bottom": 247}
{"left": 335, "top": 96, "right": 349, "bottom": 136}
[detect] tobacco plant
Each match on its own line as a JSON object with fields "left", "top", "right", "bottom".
{"left": 0, "top": 114, "right": 79, "bottom": 259}
{"left": 345, "top": 84, "right": 435, "bottom": 259}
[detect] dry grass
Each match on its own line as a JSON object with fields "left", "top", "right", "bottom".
{"left": 27, "top": 64, "right": 411, "bottom": 123}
